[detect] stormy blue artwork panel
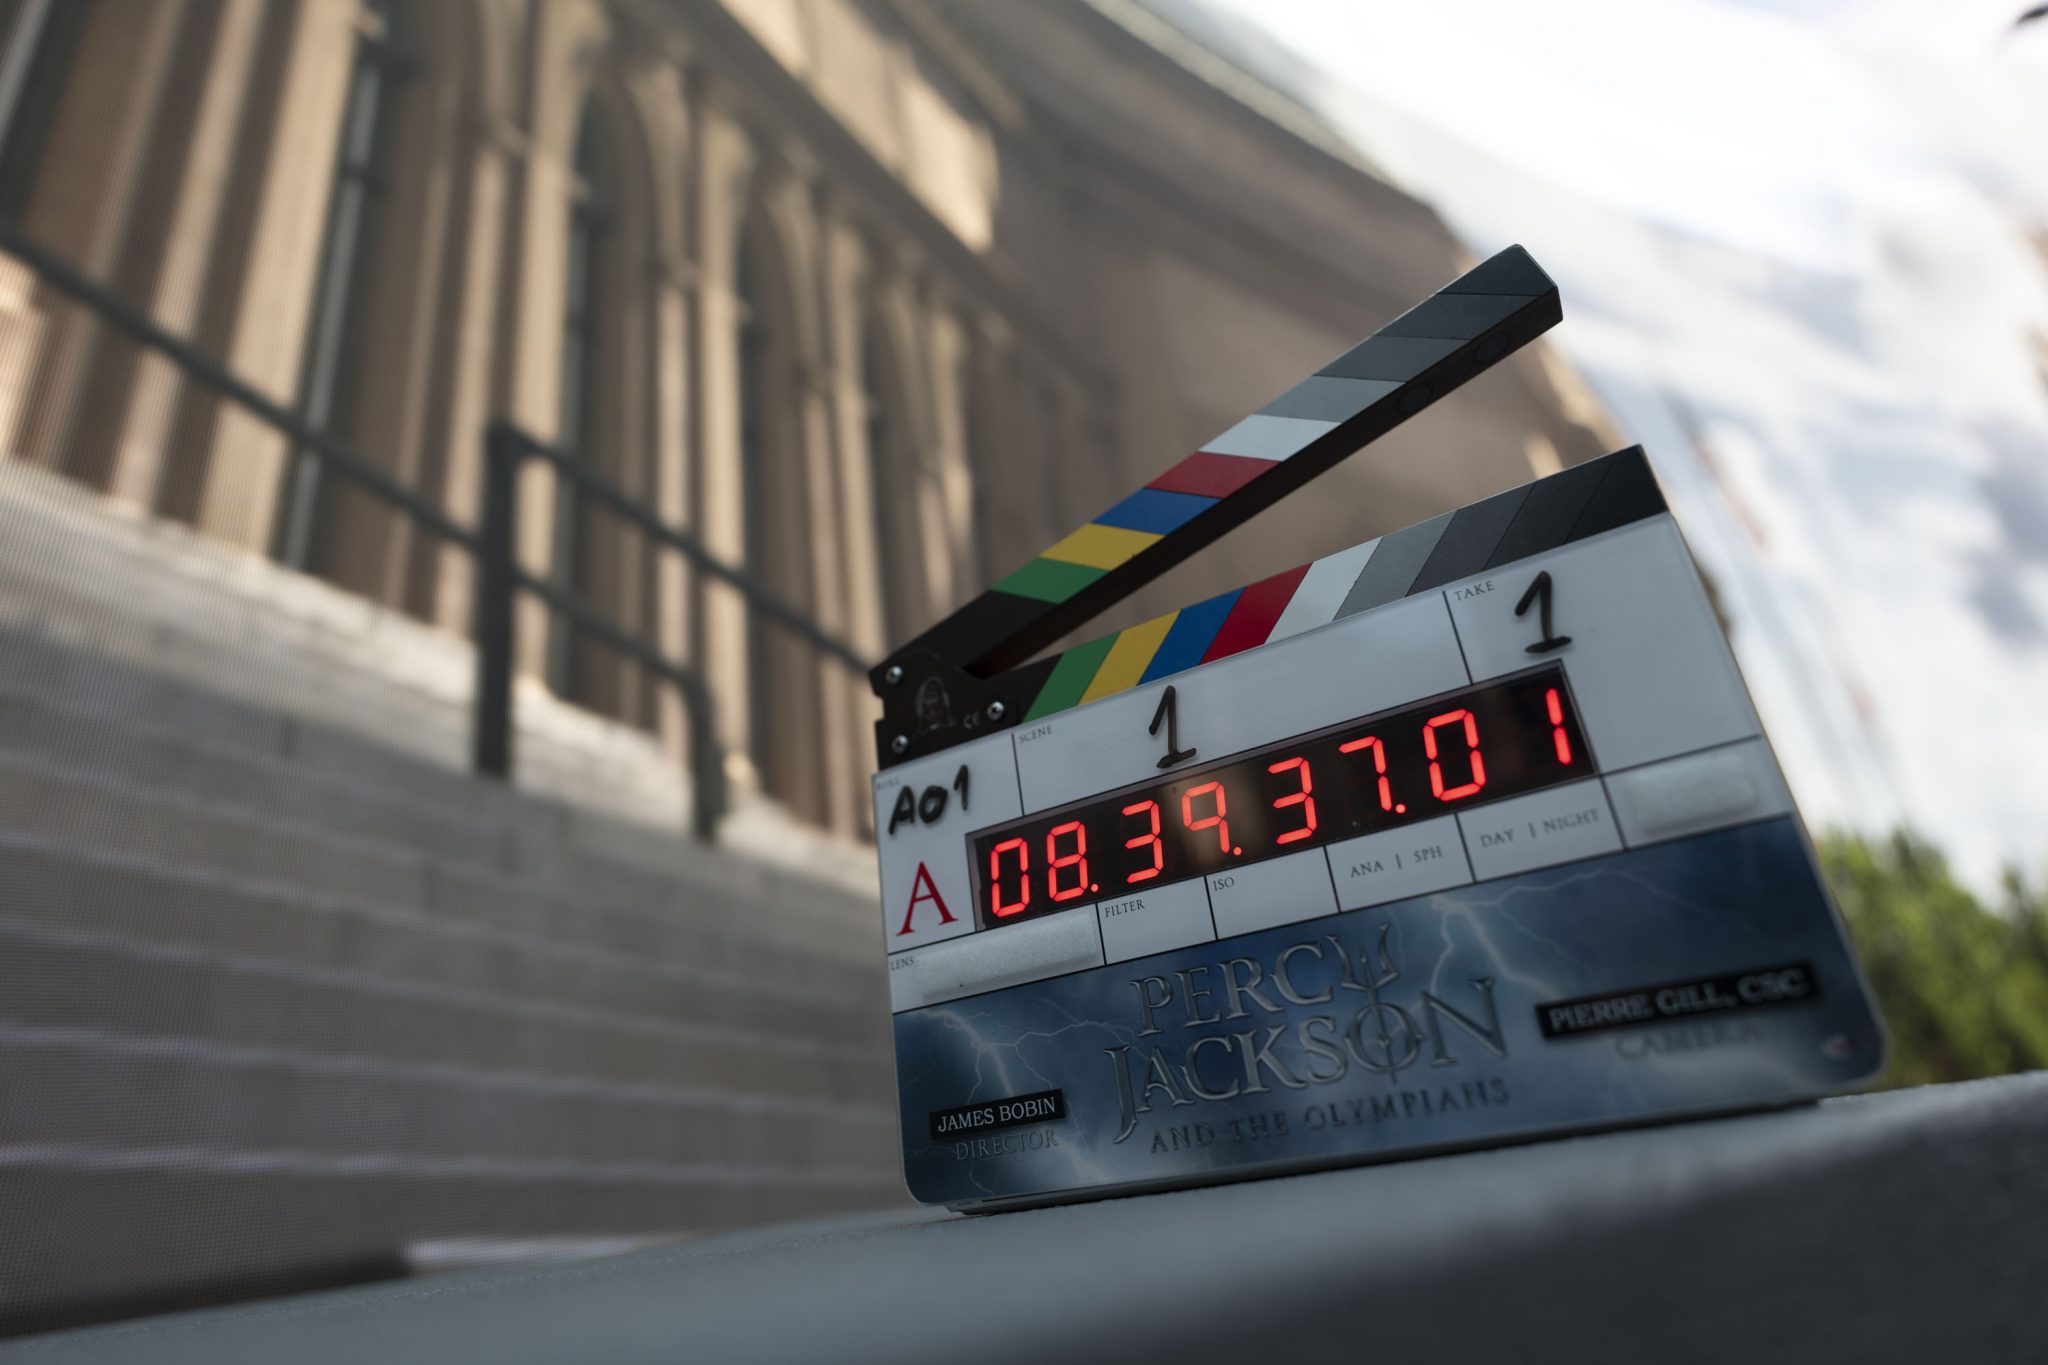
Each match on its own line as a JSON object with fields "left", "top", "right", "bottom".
{"left": 895, "top": 817, "right": 1883, "bottom": 1207}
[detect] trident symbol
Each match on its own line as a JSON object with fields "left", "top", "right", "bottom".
{"left": 1352, "top": 923, "right": 1422, "bottom": 1079}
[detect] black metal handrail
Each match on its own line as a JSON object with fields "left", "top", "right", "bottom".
{"left": 475, "top": 423, "right": 732, "bottom": 839}
{"left": 0, "top": 217, "right": 872, "bottom": 838}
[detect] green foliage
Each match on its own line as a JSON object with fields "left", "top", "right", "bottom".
{"left": 1818, "top": 830, "right": 2048, "bottom": 1089}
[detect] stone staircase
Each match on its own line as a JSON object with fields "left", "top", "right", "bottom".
{"left": 0, "top": 463, "right": 901, "bottom": 1333}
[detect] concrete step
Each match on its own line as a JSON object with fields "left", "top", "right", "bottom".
{"left": 0, "top": 746, "right": 874, "bottom": 1004}
{"left": 0, "top": 748, "right": 429, "bottom": 908}
{"left": 0, "top": 746, "right": 873, "bottom": 974}
{"left": 0, "top": 1160, "right": 902, "bottom": 1338}
{"left": 0, "top": 833, "right": 885, "bottom": 1041}
{"left": 0, "top": 918, "right": 892, "bottom": 1104}
{"left": 0, "top": 616, "right": 534, "bottom": 828}
{"left": 0, "top": 619, "right": 882, "bottom": 956}
{"left": 0, "top": 1025, "right": 897, "bottom": 1174}
{"left": 0, "top": 545, "right": 693, "bottom": 831}
{"left": 0, "top": 687, "right": 513, "bottom": 869}
{"left": 422, "top": 856, "right": 876, "bottom": 989}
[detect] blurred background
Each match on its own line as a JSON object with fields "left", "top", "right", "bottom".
{"left": 0, "top": 0, "right": 2039, "bottom": 1338}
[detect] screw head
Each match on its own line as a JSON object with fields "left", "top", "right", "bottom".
{"left": 884, "top": 665, "right": 904, "bottom": 686}
{"left": 986, "top": 701, "right": 1006, "bottom": 722}
{"left": 890, "top": 734, "right": 909, "bottom": 755}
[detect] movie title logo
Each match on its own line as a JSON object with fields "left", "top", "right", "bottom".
{"left": 1102, "top": 924, "right": 1506, "bottom": 1144}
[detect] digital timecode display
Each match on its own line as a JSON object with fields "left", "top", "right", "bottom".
{"left": 968, "top": 667, "right": 1589, "bottom": 929}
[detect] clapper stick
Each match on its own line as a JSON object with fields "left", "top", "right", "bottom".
{"left": 873, "top": 246, "right": 1563, "bottom": 769}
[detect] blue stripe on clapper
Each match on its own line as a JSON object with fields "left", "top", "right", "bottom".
{"left": 1094, "top": 487, "right": 1217, "bottom": 536}
{"left": 1139, "top": 589, "right": 1242, "bottom": 683}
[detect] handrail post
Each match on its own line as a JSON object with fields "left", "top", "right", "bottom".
{"left": 472, "top": 425, "right": 520, "bottom": 779}
{"left": 684, "top": 674, "right": 726, "bottom": 841}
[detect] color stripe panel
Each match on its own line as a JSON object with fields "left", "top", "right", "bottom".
{"left": 1267, "top": 539, "right": 1379, "bottom": 644}
{"left": 1139, "top": 590, "right": 1241, "bottom": 683}
{"left": 1200, "top": 564, "right": 1310, "bottom": 663}
{"left": 1042, "top": 522, "right": 1161, "bottom": 571}
{"left": 1080, "top": 612, "right": 1178, "bottom": 704}
{"left": 1023, "top": 633, "right": 1118, "bottom": 722}
{"left": 992, "top": 557, "right": 1105, "bottom": 604}
{"left": 1199, "top": 414, "right": 1337, "bottom": 461}
{"left": 1094, "top": 487, "right": 1216, "bottom": 535}
{"left": 1148, "top": 451, "right": 1274, "bottom": 500}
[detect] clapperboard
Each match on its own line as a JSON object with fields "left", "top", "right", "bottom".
{"left": 869, "top": 247, "right": 1884, "bottom": 1210}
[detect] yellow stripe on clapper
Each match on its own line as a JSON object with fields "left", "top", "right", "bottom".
{"left": 1041, "top": 522, "right": 1161, "bottom": 571}
{"left": 1080, "top": 612, "right": 1177, "bottom": 704}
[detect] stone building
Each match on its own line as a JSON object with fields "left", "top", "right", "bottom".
{"left": 0, "top": 0, "right": 1616, "bottom": 1332}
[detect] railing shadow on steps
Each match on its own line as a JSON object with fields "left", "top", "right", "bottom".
{"left": 0, "top": 218, "right": 873, "bottom": 841}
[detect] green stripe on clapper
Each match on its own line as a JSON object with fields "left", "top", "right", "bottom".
{"left": 993, "top": 557, "right": 1107, "bottom": 604}
{"left": 1023, "top": 634, "right": 1118, "bottom": 722}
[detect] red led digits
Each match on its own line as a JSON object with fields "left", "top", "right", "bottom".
{"left": 989, "top": 837, "right": 1031, "bottom": 918}
{"left": 1122, "top": 800, "right": 1164, "bottom": 884}
{"left": 1339, "top": 734, "right": 1395, "bottom": 812}
{"left": 973, "top": 670, "right": 1581, "bottom": 918}
{"left": 1267, "top": 756, "right": 1318, "bottom": 844}
{"left": 1047, "top": 821, "right": 1090, "bottom": 902}
{"left": 1181, "top": 781, "right": 1231, "bottom": 854}
{"left": 1546, "top": 687, "right": 1573, "bottom": 765}
{"left": 1424, "top": 708, "right": 1487, "bottom": 802}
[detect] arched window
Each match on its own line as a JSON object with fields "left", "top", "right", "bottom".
{"left": 274, "top": 0, "right": 408, "bottom": 571}
{"left": 547, "top": 104, "right": 613, "bottom": 700}
{"left": 0, "top": 0, "right": 94, "bottom": 220}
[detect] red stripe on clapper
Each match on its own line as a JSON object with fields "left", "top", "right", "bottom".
{"left": 1201, "top": 563, "right": 1311, "bottom": 663}
{"left": 1148, "top": 451, "right": 1273, "bottom": 500}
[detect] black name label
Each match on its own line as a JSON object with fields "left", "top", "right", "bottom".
{"left": 1536, "top": 963, "right": 1819, "bottom": 1039}
{"left": 928, "top": 1089, "right": 1068, "bottom": 1141}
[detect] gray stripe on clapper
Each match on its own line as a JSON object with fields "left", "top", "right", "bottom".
{"left": 1334, "top": 512, "right": 1453, "bottom": 619}
{"left": 1409, "top": 484, "right": 1531, "bottom": 592}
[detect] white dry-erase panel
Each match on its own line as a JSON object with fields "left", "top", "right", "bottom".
{"left": 1442, "top": 519, "right": 1760, "bottom": 773}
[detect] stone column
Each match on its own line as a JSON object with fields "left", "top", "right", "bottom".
{"left": 920, "top": 287, "right": 976, "bottom": 612}
{"left": 8, "top": 0, "right": 191, "bottom": 474}
{"left": 820, "top": 203, "right": 891, "bottom": 833}
{"left": 963, "top": 313, "right": 1029, "bottom": 587}
{"left": 781, "top": 178, "right": 860, "bottom": 837}
{"left": 687, "top": 88, "right": 757, "bottom": 769}
{"left": 871, "top": 262, "right": 947, "bottom": 637}
{"left": 742, "top": 152, "right": 843, "bottom": 832}
{"left": 821, "top": 208, "right": 886, "bottom": 664}
{"left": 415, "top": 108, "right": 518, "bottom": 636}
{"left": 485, "top": 0, "right": 606, "bottom": 679}
{"left": 55, "top": 0, "right": 267, "bottom": 507}
{"left": 648, "top": 256, "right": 695, "bottom": 756}
{"left": 153, "top": 0, "right": 366, "bottom": 552}
{"left": 626, "top": 59, "right": 694, "bottom": 753}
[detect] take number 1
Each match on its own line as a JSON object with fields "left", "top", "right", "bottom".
{"left": 1514, "top": 571, "right": 1572, "bottom": 655}
{"left": 1149, "top": 685, "right": 1197, "bottom": 770}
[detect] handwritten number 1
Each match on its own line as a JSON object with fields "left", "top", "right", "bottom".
{"left": 1514, "top": 571, "right": 1572, "bottom": 654}
{"left": 1149, "top": 685, "right": 1197, "bottom": 770}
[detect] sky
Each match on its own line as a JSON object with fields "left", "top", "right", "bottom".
{"left": 1182, "top": 0, "right": 2048, "bottom": 890}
